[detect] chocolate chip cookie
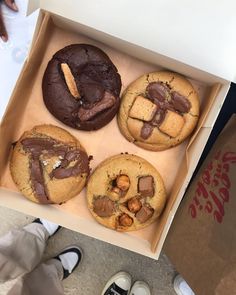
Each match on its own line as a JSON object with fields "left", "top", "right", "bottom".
{"left": 118, "top": 71, "right": 200, "bottom": 150}
{"left": 10, "top": 125, "right": 90, "bottom": 204}
{"left": 86, "top": 154, "right": 166, "bottom": 231}
{"left": 42, "top": 44, "right": 122, "bottom": 131}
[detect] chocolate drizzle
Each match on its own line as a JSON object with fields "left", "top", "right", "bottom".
{"left": 30, "top": 159, "right": 49, "bottom": 204}
{"left": 147, "top": 82, "right": 170, "bottom": 102}
{"left": 171, "top": 91, "right": 191, "bottom": 113}
{"left": 141, "top": 123, "right": 154, "bottom": 140}
{"left": 77, "top": 91, "right": 116, "bottom": 122}
{"left": 140, "top": 82, "right": 191, "bottom": 139}
{"left": 21, "top": 137, "right": 90, "bottom": 204}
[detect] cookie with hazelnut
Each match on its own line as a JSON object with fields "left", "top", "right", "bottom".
{"left": 118, "top": 71, "right": 200, "bottom": 151}
{"left": 10, "top": 124, "right": 90, "bottom": 204}
{"left": 86, "top": 154, "right": 166, "bottom": 231}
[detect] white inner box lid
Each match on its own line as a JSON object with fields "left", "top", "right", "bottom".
{"left": 28, "top": 0, "right": 236, "bottom": 83}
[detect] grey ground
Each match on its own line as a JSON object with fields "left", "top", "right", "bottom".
{"left": 0, "top": 206, "right": 177, "bottom": 295}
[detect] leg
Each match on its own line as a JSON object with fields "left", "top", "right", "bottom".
{"left": 0, "top": 219, "right": 60, "bottom": 282}
{"left": 7, "top": 246, "right": 83, "bottom": 295}
{"left": 7, "top": 259, "right": 64, "bottom": 295}
{"left": 0, "top": 223, "right": 49, "bottom": 282}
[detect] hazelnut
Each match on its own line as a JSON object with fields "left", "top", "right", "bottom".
{"left": 116, "top": 175, "right": 130, "bottom": 191}
{"left": 119, "top": 214, "right": 133, "bottom": 227}
{"left": 128, "top": 197, "right": 142, "bottom": 213}
{"left": 108, "top": 187, "right": 121, "bottom": 201}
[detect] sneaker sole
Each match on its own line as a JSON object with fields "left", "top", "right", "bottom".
{"left": 173, "top": 274, "right": 195, "bottom": 295}
{"left": 130, "top": 280, "right": 151, "bottom": 295}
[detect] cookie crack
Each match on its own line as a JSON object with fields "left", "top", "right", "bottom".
{"left": 189, "top": 112, "right": 199, "bottom": 118}
{"left": 169, "top": 76, "right": 175, "bottom": 84}
{"left": 84, "top": 47, "right": 90, "bottom": 61}
{"left": 187, "top": 90, "right": 194, "bottom": 98}
{"left": 146, "top": 73, "right": 150, "bottom": 83}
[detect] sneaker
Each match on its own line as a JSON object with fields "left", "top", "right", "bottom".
{"left": 173, "top": 275, "right": 195, "bottom": 295}
{"left": 130, "top": 281, "right": 151, "bottom": 295}
{"left": 54, "top": 246, "right": 83, "bottom": 279}
{"left": 101, "top": 271, "right": 132, "bottom": 295}
{"left": 33, "top": 218, "right": 61, "bottom": 236}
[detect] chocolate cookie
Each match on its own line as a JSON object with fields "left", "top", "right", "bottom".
{"left": 87, "top": 154, "right": 166, "bottom": 231}
{"left": 10, "top": 125, "right": 90, "bottom": 204}
{"left": 42, "top": 44, "right": 122, "bottom": 131}
{"left": 118, "top": 71, "right": 200, "bottom": 151}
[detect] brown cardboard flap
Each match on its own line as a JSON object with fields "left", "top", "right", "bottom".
{"left": 164, "top": 115, "right": 236, "bottom": 294}
{"left": 151, "top": 84, "right": 221, "bottom": 252}
{"left": 0, "top": 12, "right": 221, "bottom": 252}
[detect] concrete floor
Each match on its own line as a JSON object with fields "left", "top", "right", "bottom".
{"left": 0, "top": 206, "right": 177, "bottom": 295}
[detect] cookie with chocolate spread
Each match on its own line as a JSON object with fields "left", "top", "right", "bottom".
{"left": 86, "top": 154, "right": 166, "bottom": 231}
{"left": 118, "top": 71, "right": 200, "bottom": 150}
{"left": 42, "top": 44, "right": 121, "bottom": 131}
{"left": 10, "top": 125, "right": 90, "bottom": 204}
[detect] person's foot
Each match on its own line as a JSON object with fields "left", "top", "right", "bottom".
{"left": 33, "top": 218, "right": 61, "bottom": 236}
{"left": 130, "top": 281, "right": 151, "bottom": 295}
{"left": 54, "top": 246, "right": 83, "bottom": 279}
{"left": 173, "top": 275, "right": 195, "bottom": 295}
{"left": 101, "top": 271, "right": 132, "bottom": 295}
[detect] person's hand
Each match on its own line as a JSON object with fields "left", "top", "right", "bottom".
{"left": 0, "top": 0, "right": 18, "bottom": 42}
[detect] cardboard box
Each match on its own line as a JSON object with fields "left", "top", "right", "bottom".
{"left": 164, "top": 114, "right": 236, "bottom": 295}
{"left": 0, "top": 1, "right": 233, "bottom": 258}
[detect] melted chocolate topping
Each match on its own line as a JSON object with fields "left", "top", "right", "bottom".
{"left": 140, "top": 123, "right": 154, "bottom": 140}
{"left": 21, "top": 137, "right": 90, "bottom": 204}
{"left": 140, "top": 82, "right": 191, "bottom": 139}
{"left": 146, "top": 82, "right": 169, "bottom": 102}
{"left": 30, "top": 159, "right": 49, "bottom": 204}
{"left": 77, "top": 91, "right": 116, "bottom": 122}
{"left": 171, "top": 91, "right": 191, "bottom": 113}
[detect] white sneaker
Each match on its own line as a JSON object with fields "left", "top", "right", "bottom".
{"left": 174, "top": 275, "right": 195, "bottom": 295}
{"left": 54, "top": 246, "right": 83, "bottom": 279}
{"left": 130, "top": 281, "right": 151, "bottom": 295}
{"left": 101, "top": 271, "right": 132, "bottom": 295}
{"left": 33, "top": 218, "right": 61, "bottom": 236}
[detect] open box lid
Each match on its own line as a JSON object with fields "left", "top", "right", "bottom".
{"left": 28, "top": 0, "right": 236, "bottom": 83}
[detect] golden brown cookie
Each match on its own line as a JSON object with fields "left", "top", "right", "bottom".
{"left": 118, "top": 71, "right": 200, "bottom": 151}
{"left": 10, "top": 125, "right": 90, "bottom": 204}
{"left": 86, "top": 154, "right": 166, "bottom": 231}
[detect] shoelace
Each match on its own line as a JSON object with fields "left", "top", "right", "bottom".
{"left": 106, "top": 287, "right": 128, "bottom": 295}
{"left": 110, "top": 288, "right": 122, "bottom": 295}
